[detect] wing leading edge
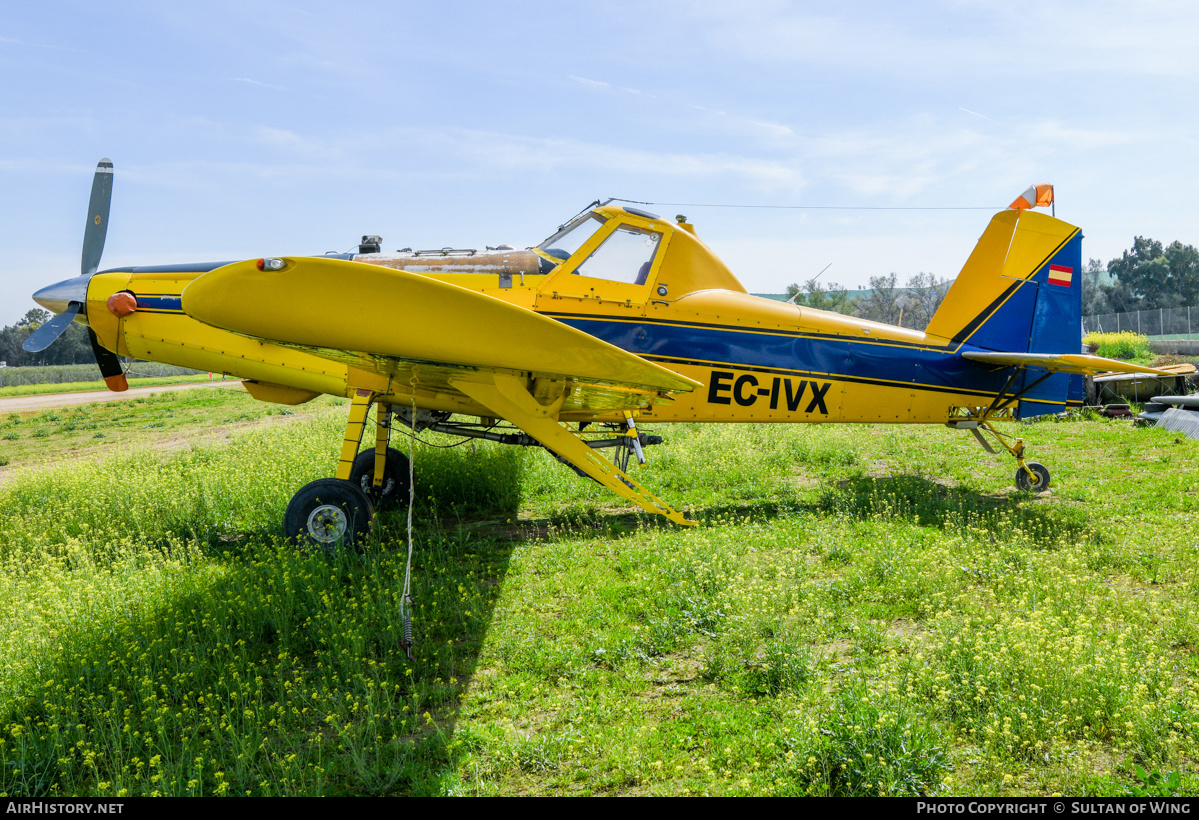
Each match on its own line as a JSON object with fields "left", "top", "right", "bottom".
{"left": 182, "top": 257, "right": 700, "bottom": 396}
{"left": 182, "top": 256, "right": 700, "bottom": 416}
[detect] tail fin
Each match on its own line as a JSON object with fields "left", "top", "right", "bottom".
{"left": 927, "top": 209, "right": 1084, "bottom": 417}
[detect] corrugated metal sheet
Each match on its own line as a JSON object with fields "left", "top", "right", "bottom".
{"left": 1156, "top": 407, "right": 1199, "bottom": 439}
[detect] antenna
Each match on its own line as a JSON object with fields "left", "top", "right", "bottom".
{"left": 786, "top": 263, "right": 833, "bottom": 304}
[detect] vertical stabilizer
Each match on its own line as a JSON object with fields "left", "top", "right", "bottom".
{"left": 927, "top": 209, "right": 1084, "bottom": 417}
{"left": 926, "top": 210, "right": 1081, "bottom": 350}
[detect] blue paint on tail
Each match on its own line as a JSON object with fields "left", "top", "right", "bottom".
{"left": 966, "top": 283, "right": 1039, "bottom": 353}
{"left": 1016, "top": 231, "right": 1083, "bottom": 417}
{"left": 953, "top": 228, "right": 1085, "bottom": 418}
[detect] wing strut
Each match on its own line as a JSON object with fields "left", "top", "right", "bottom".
{"left": 450, "top": 374, "right": 695, "bottom": 526}
{"left": 988, "top": 369, "right": 1056, "bottom": 416}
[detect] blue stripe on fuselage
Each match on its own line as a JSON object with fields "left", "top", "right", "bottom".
{"left": 544, "top": 314, "right": 1018, "bottom": 399}
{"left": 134, "top": 296, "right": 184, "bottom": 313}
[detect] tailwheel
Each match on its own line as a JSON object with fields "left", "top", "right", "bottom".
{"left": 284, "top": 478, "right": 375, "bottom": 549}
{"left": 961, "top": 420, "right": 1051, "bottom": 494}
{"left": 349, "top": 447, "right": 411, "bottom": 505}
{"left": 1015, "top": 462, "right": 1051, "bottom": 493}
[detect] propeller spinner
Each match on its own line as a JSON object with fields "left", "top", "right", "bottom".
{"left": 25, "top": 158, "right": 128, "bottom": 391}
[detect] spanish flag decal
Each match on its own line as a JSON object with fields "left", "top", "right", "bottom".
{"left": 1048, "top": 264, "right": 1073, "bottom": 287}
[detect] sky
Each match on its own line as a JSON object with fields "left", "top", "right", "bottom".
{"left": 3, "top": 0, "right": 1199, "bottom": 326}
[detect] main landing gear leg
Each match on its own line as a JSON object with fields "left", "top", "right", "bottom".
{"left": 348, "top": 402, "right": 411, "bottom": 505}
{"left": 373, "top": 404, "right": 392, "bottom": 492}
{"left": 337, "top": 389, "right": 376, "bottom": 481}
{"left": 283, "top": 389, "right": 377, "bottom": 548}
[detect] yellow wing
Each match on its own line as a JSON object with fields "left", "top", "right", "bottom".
{"left": 183, "top": 256, "right": 700, "bottom": 525}
{"left": 181, "top": 256, "right": 701, "bottom": 414}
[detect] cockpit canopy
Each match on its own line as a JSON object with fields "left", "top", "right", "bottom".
{"left": 537, "top": 204, "right": 746, "bottom": 298}
{"left": 541, "top": 212, "right": 661, "bottom": 285}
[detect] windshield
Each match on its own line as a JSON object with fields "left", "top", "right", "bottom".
{"left": 537, "top": 212, "right": 607, "bottom": 261}
{"left": 574, "top": 224, "right": 662, "bottom": 285}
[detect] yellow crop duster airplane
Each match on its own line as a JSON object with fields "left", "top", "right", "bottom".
{"left": 27, "top": 164, "right": 1164, "bottom": 545}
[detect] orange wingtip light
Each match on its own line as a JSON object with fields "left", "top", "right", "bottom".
{"left": 1010, "top": 183, "right": 1054, "bottom": 210}
{"left": 104, "top": 374, "right": 129, "bottom": 392}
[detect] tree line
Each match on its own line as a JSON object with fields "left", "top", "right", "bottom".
{"left": 1082, "top": 237, "right": 1199, "bottom": 316}
{"left": 787, "top": 235, "right": 1199, "bottom": 330}
{"left": 785, "top": 272, "right": 952, "bottom": 330}
{"left": 0, "top": 309, "right": 95, "bottom": 367}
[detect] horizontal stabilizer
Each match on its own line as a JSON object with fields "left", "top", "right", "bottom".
{"left": 963, "top": 351, "right": 1172, "bottom": 376}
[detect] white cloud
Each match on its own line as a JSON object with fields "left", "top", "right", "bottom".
{"left": 959, "top": 108, "right": 1002, "bottom": 126}
{"left": 683, "top": 102, "right": 798, "bottom": 146}
{"left": 568, "top": 75, "right": 656, "bottom": 99}
{"left": 251, "top": 125, "right": 322, "bottom": 156}
{"left": 569, "top": 75, "right": 610, "bottom": 90}
{"left": 233, "top": 77, "right": 289, "bottom": 91}
{"left": 0, "top": 34, "right": 89, "bottom": 54}
{"left": 836, "top": 173, "right": 938, "bottom": 199}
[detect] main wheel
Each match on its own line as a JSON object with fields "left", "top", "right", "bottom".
{"left": 283, "top": 478, "right": 375, "bottom": 549}
{"left": 348, "top": 448, "right": 411, "bottom": 505}
{"left": 1015, "top": 462, "right": 1051, "bottom": 493}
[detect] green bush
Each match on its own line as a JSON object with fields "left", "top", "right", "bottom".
{"left": 1083, "top": 331, "right": 1152, "bottom": 360}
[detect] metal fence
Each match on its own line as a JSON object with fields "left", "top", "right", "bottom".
{"left": 1083, "top": 306, "right": 1199, "bottom": 339}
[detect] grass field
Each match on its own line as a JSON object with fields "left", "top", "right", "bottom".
{"left": 0, "top": 390, "right": 1196, "bottom": 796}
{"left": 0, "top": 388, "right": 336, "bottom": 468}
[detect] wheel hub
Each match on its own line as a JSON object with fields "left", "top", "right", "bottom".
{"left": 306, "top": 504, "right": 349, "bottom": 543}
{"left": 360, "top": 475, "right": 394, "bottom": 496}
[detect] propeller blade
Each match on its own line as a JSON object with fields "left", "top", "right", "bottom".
{"left": 22, "top": 301, "right": 82, "bottom": 352}
{"left": 88, "top": 327, "right": 128, "bottom": 391}
{"left": 81, "top": 158, "right": 114, "bottom": 276}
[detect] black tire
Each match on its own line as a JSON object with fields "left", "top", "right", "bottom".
{"left": 283, "top": 478, "right": 375, "bottom": 549}
{"left": 1015, "top": 462, "right": 1051, "bottom": 493}
{"left": 349, "top": 447, "right": 411, "bottom": 505}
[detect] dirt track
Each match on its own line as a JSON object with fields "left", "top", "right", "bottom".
{"left": 0, "top": 380, "right": 242, "bottom": 413}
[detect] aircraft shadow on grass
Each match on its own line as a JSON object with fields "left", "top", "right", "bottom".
{"left": 818, "top": 473, "right": 1094, "bottom": 547}
{"left": 6, "top": 449, "right": 527, "bottom": 797}
{"left": 6, "top": 527, "right": 517, "bottom": 796}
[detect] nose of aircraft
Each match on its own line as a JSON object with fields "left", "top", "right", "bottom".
{"left": 32, "top": 274, "right": 92, "bottom": 319}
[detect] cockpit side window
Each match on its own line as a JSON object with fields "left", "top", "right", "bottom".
{"left": 573, "top": 224, "right": 662, "bottom": 285}
{"left": 538, "top": 213, "right": 607, "bottom": 262}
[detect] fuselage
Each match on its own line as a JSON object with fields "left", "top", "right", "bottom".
{"left": 55, "top": 204, "right": 1071, "bottom": 424}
